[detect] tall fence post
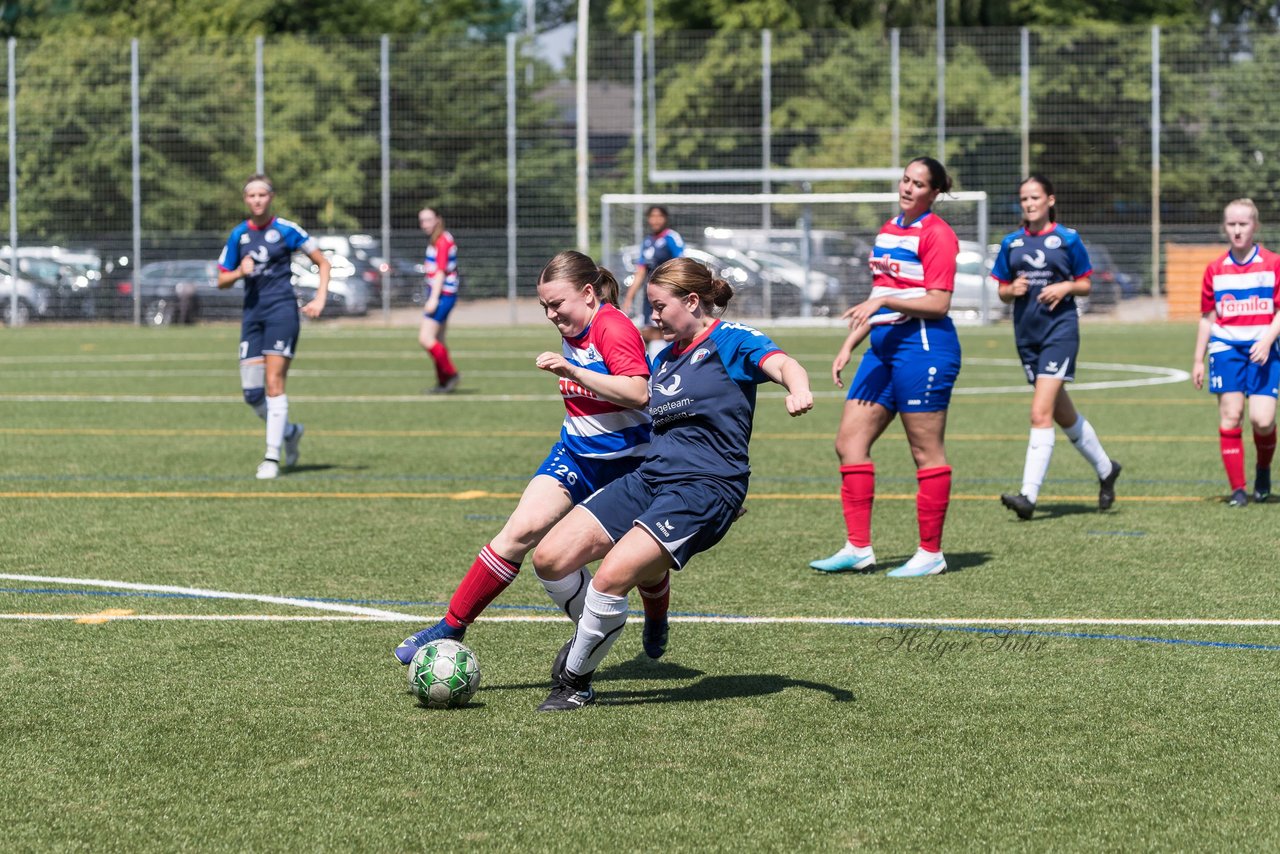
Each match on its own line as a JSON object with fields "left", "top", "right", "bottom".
{"left": 646, "top": 0, "right": 656, "bottom": 179}
{"left": 255, "top": 36, "right": 264, "bottom": 174}
{"left": 936, "top": 0, "right": 945, "bottom": 161}
{"left": 575, "top": 0, "right": 589, "bottom": 253}
{"left": 507, "top": 32, "right": 518, "bottom": 324}
{"left": 380, "top": 35, "right": 391, "bottom": 323}
{"left": 632, "top": 31, "right": 643, "bottom": 250}
{"left": 761, "top": 29, "right": 771, "bottom": 231}
{"left": 1020, "top": 27, "right": 1030, "bottom": 179}
{"left": 7, "top": 38, "right": 17, "bottom": 326}
{"left": 890, "top": 28, "right": 900, "bottom": 170}
{"left": 131, "top": 38, "right": 141, "bottom": 326}
{"left": 1151, "top": 25, "right": 1161, "bottom": 297}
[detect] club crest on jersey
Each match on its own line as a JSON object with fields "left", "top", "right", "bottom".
{"left": 691, "top": 347, "right": 710, "bottom": 364}
{"left": 1045, "top": 235, "right": 1062, "bottom": 249}
{"left": 265, "top": 229, "right": 281, "bottom": 243}
{"left": 239, "top": 234, "right": 251, "bottom": 245}
{"left": 653, "top": 374, "right": 683, "bottom": 396}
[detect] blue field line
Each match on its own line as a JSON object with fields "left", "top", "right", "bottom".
{"left": 4, "top": 586, "right": 1278, "bottom": 651}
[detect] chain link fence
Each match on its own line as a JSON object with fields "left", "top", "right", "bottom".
{"left": 0, "top": 26, "right": 1270, "bottom": 324}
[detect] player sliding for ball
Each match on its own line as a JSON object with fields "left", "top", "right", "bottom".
{"left": 532, "top": 257, "right": 814, "bottom": 712}
{"left": 393, "top": 251, "right": 672, "bottom": 664}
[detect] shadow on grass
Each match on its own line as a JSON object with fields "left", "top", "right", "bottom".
{"left": 286, "top": 464, "right": 348, "bottom": 474}
{"left": 599, "top": 673, "right": 854, "bottom": 706}
{"left": 1019, "top": 502, "right": 1107, "bottom": 520}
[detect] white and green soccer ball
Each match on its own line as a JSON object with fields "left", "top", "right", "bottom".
{"left": 407, "top": 639, "right": 481, "bottom": 709}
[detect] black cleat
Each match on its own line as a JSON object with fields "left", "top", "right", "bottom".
{"left": 1255, "top": 467, "right": 1271, "bottom": 503}
{"left": 538, "top": 655, "right": 596, "bottom": 712}
{"left": 1098, "top": 460, "right": 1122, "bottom": 510}
{"left": 1228, "top": 488, "right": 1249, "bottom": 507}
{"left": 1000, "top": 492, "right": 1036, "bottom": 521}
{"left": 550, "top": 638, "right": 572, "bottom": 683}
{"left": 642, "top": 613, "right": 669, "bottom": 660}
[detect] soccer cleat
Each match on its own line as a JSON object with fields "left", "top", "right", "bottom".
{"left": 393, "top": 618, "right": 466, "bottom": 665}
{"left": 642, "top": 613, "right": 669, "bottom": 659}
{"left": 886, "top": 549, "right": 947, "bottom": 578}
{"left": 284, "top": 423, "right": 304, "bottom": 468}
{"left": 550, "top": 638, "right": 573, "bottom": 682}
{"left": 809, "top": 543, "right": 876, "bottom": 573}
{"left": 428, "top": 374, "right": 461, "bottom": 395}
{"left": 1228, "top": 488, "right": 1249, "bottom": 507}
{"left": 1255, "top": 467, "right": 1271, "bottom": 503}
{"left": 1098, "top": 460, "right": 1122, "bottom": 510}
{"left": 537, "top": 683, "right": 596, "bottom": 711}
{"left": 255, "top": 458, "right": 280, "bottom": 480}
{"left": 1000, "top": 492, "right": 1036, "bottom": 521}
{"left": 538, "top": 663, "right": 596, "bottom": 712}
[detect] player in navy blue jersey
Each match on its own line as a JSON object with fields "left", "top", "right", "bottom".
{"left": 622, "top": 205, "right": 684, "bottom": 359}
{"left": 991, "top": 175, "right": 1120, "bottom": 519}
{"left": 217, "top": 174, "right": 331, "bottom": 480}
{"left": 531, "top": 257, "right": 813, "bottom": 711}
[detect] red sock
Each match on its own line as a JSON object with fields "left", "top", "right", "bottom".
{"left": 638, "top": 571, "right": 670, "bottom": 622}
{"left": 445, "top": 544, "right": 519, "bottom": 627}
{"left": 839, "top": 463, "right": 875, "bottom": 548}
{"left": 916, "top": 465, "right": 952, "bottom": 553}
{"left": 1220, "top": 428, "right": 1246, "bottom": 490}
{"left": 427, "top": 341, "right": 457, "bottom": 385}
{"left": 1254, "top": 428, "right": 1276, "bottom": 470}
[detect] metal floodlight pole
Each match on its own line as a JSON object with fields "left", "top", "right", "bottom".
{"left": 131, "top": 39, "right": 142, "bottom": 327}
{"left": 525, "top": 0, "right": 535, "bottom": 84}
{"left": 1020, "top": 27, "right": 1030, "bottom": 179}
{"left": 761, "top": 29, "right": 772, "bottom": 232}
{"left": 575, "top": 0, "right": 589, "bottom": 253}
{"left": 380, "top": 35, "right": 391, "bottom": 323}
{"left": 633, "top": 32, "right": 644, "bottom": 250}
{"left": 7, "top": 38, "right": 17, "bottom": 326}
{"left": 646, "top": 0, "right": 656, "bottom": 179}
{"left": 890, "top": 28, "right": 900, "bottom": 171}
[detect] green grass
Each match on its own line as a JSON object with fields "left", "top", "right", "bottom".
{"left": 1, "top": 319, "right": 1278, "bottom": 850}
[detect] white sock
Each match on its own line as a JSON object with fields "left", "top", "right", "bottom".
{"left": 565, "top": 583, "right": 630, "bottom": 676}
{"left": 539, "top": 567, "right": 592, "bottom": 623}
{"left": 265, "top": 394, "right": 288, "bottom": 461}
{"left": 1020, "top": 427, "right": 1056, "bottom": 503}
{"left": 1063, "top": 414, "right": 1112, "bottom": 479}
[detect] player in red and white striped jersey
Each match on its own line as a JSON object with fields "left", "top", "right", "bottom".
{"left": 1191, "top": 198, "right": 1280, "bottom": 505}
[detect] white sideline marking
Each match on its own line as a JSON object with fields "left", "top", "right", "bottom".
{"left": 0, "top": 573, "right": 420, "bottom": 621}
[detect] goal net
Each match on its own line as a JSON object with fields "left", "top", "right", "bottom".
{"left": 600, "top": 191, "right": 992, "bottom": 323}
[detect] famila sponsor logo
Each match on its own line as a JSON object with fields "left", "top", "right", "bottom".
{"left": 1218, "top": 293, "right": 1275, "bottom": 318}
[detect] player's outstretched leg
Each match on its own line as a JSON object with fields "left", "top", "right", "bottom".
{"left": 393, "top": 618, "right": 466, "bottom": 665}
{"left": 538, "top": 583, "right": 628, "bottom": 711}
{"left": 1098, "top": 460, "right": 1122, "bottom": 510}
{"left": 1254, "top": 427, "right": 1275, "bottom": 502}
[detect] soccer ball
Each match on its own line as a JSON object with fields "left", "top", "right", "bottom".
{"left": 407, "top": 639, "right": 481, "bottom": 709}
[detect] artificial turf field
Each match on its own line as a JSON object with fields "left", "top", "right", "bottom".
{"left": 1, "top": 318, "right": 1278, "bottom": 850}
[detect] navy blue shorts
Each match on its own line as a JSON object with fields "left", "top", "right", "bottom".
{"left": 534, "top": 442, "right": 642, "bottom": 506}
{"left": 240, "top": 300, "right": 300, "bottom": 360}
{"left": 1208, "top": 343, "right": 1280, "bottom": 397}
{"left": 423, "top": 292, "right": 457, "bottom": 324}
{"left": 847, "top": 318, "right": 962, "bottom": 413}
{"left": 580, "top": 469, "right": 743, "bottom": 570}
{"left": 1016, "top": 329, "right": 1079, "bottom": 384}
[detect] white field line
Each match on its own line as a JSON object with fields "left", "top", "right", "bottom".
{"left": 0, "top": 572, "right": 1275, "bottom": 628}
{"left": 0, "top": 358, "right": 1189, "bottom": 403}
{"left": 0, "top": 573, "right": 420, "bottom": 621}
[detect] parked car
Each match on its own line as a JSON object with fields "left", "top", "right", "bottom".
{"left": 291, "top": 249, "right": 370, "bottom": 317}
{"left": 314, "top": 234, "right": 385, "bottom": 297}
{"left": 0, "top": 246, "right": 103, "bottom": 320}
{"left": 131, "top": 260, "right": 242, "bottom": 325}
{"left": 951, "top": 241, "right": 1002, "bottom": 320}
{"left": 0, "top": 267, "right": 52, "bottom": 325}
{"left": 1083, "top": 242, "right": 1143, "bottom": 311}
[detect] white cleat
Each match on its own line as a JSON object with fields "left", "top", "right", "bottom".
{"left": 284, "top": 423, "right": 304, "bottom": 467}
{"left": 886, "top": 548, "right": 947, "bottom": 578}
{"left": 809, "top": 543, "right": 877, "bottom": 573}
{"left": 256, "top": 458, "right": 280, "bottom": 480}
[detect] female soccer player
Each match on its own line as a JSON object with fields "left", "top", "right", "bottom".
{"left": 216, "top": 174, "right": 330, "bottom": 480}
{"left": 418, "top": 206, "right": 461, "bottom": 393}
{"left": 992, "top": 175, "right": 1121, "bottom": 519}
{"left": 533, "top": 256, "right": 813, "bottom": 711}
{"left": 393, "top": 251, "right": 669, "bottom": 664}
{"left": 622, "top": 204, "right": 684, "bottom": 358}
{"left": 1192, "top": 198, "right": 1280, "bottom": 506}
{"left": 809, "top": 157, "right": 961, "bottom": 578}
